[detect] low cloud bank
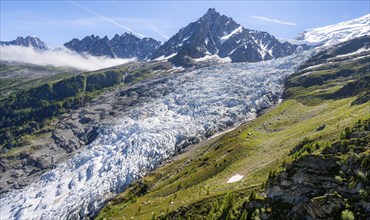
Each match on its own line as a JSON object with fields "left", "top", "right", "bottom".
{"left": 0, "top": 46, "right": 135, "bottom": 71}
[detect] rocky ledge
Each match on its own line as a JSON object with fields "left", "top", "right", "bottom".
{"left": 243, "top": 119, "right": 370, "bottom": 219}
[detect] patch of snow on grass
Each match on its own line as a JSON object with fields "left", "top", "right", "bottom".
{"left": 227, "top": 174, "right": 244, "bottom": 183}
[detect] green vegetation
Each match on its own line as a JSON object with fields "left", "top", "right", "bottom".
{"left": 241, "top": 118, "right": 370, "bottom": 219}
{"left": 0, "top": 63, "right": 82, "bottom": 97}
{"left": 0, "top": 61, "right": 173, "bottom": 152}
{"left": 283, "top": 56, "right": 369, "bottom": 106}
{"left": 97, "top": 96, "right": 368, "bottom": 219}
{"left": 341, "top": 209, "right": 355, "bottom": 220}
{"left": 96, "top": 37, "right": 370, "bottom": 219}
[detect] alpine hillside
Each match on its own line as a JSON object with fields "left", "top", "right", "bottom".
{"left": 151, "top": 8, "right": 303, "bottom": 67}
{"left": 0, "top": 36, "right": 48, "bottom": 51}
{"left": 64, "top": 33, "right": 161, "bottom": 60}
{"left": 97, "top": 35, "right": 370, "bottom": 220}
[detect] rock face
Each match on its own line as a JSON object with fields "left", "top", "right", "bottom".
{"left": 0, "top": 36, "right": 48, "bottom": 51}
{"left": 151, "top": 8, "right": 301, "bottom": 67}
{"left": 244, "top": 119, "right": 370, "bottom": 220}
{"left": 64, "top": 33, "right": 161, "bottom": 60}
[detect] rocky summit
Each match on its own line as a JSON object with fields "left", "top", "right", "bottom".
{"left": 0, "top": 36, "right": 48, "bottom": 51}
{"left": 64, "top": 33, "right": 161, "bottom": 60}
{"left": 151, "top": 8, "right": 303, "bottom": 67}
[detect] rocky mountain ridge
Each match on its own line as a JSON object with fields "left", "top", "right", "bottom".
{"left": 64, "top": 33, "right": 161, "bottom": 60}
{"left": 151, "top": 8, "right": 303, "bottom": 67}
{"left": 0, "top": 36, "right": 48, "bottom": 51}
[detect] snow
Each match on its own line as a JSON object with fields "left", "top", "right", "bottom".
{"left": 220, "top": 26, "right": 243, "bottom": 44}
{"left": 193, "top": 54, "right": 232, "bottom": 63}
{"left": 333, "top": 47, "right": 370, "bottom": 58}
{"left": 0, "top": 51, "right": 312, "bottom": 219}
{"left": 182, "top": 36, "right": 190, "bottom": 42}
{"left": 227, "top": 174, "right": 244, "bottom": 183}
{"left": 301, "top": 46, "right": 370, "bottom": 74}
{"left": 299, "top": 14, "right": 370, "bottom": 46}
{"left": 153, "top": 52, "right": 177, "bottom": 61}
{"left": 250, "top": 36, "right": 273, "bottom": 59}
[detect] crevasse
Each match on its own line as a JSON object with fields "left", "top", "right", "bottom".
{"left": 0, "top": 52, "right": 311, "bottom": 219}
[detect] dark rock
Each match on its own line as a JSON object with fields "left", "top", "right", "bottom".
{"left": 316, "top": 124, "right": 326, "bottom": 131}
{"left": 0, "top": 36, "right": 48, "bottom": 51}
{"left": 253, "top": 120, "right": 370, "bottom": 219}
{"left": 303, "top": 193, "right": 344, "bottom": 219}
{"left": 151, "top": 8, "right": 303, "bottom": 66}
{"left": 64, "top": 33, "right": 160, "bottom": 60}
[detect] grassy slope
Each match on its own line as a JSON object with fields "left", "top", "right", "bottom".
{"left": 96, "top": 37, "right": 370, "bottom": 219}
{"left": 0, "top": 63, "right": 82, "bottom": 97}
{"left": 0, "top": 61, "right": 173, "bottom": 152}
{"left": 97, "top": 98, "right": 368, "bottom": 220}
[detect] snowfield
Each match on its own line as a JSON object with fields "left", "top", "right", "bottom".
{"left": 0, "top": 52, "right": 311, "bottom": 219}
{"left": 297, "top": 14, "right": 370, "bottom": 46}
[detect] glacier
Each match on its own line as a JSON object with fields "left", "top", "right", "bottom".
{"left": 0, "top": 52, "right": 312, "bottom": 219}
{"left": 296, "top": 14, "right": 370, "bottom": 46}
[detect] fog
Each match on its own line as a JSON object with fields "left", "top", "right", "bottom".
{"left": 0, "top": 46, "right": 135, "bottom": 71}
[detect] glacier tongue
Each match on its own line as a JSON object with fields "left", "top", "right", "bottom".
{"left": 0, "top": 52, "right": 311, "bottom": 219}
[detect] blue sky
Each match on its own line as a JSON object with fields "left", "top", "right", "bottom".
{"left": 1, "top": 1, "right": 369, "bottom": 47}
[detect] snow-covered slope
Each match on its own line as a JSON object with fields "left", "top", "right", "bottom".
{"left": 0, "top": 51, "right": 312, "bottom": 219}
{"left": 296, "top": 14, "right": 370, "bottom": 46}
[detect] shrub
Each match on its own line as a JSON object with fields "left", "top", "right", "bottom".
{"left": 341, "top": 209, "right": 354, "bottom": 220}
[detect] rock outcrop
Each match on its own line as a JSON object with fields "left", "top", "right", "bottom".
{"left": 243, "top": 119, "right": 370, "bottom": 219}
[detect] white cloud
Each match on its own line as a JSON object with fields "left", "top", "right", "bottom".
{"left": 0, "top": 46, "right": 134, "bottom": 71}
{"left": 249, "top": 15, "right": 297, "bottom": 26}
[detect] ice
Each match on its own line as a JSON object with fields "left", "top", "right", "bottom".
{"left": 193, "top": 54, "right": 231, "bottom": 63}
{"left": 0, "top": 51, "right": 312, "bottom": 219}
{"left": 300, "top": 14, "right": 370, "bottom": 46}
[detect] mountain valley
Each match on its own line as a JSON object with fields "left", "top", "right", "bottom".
{"left": 0, "top": 8, "right": 369, "bottom": 220}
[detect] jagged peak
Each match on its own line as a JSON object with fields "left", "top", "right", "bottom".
{"left": 2, "top": 35, "right": 48, "bottom": 50}
{"left": 200, "top": 7, "right": 222, "bottom": 20}
{"left": 16, "top": 36, "right": 41, "bottom": 41}
{"left": 205, "top": 8, "right": 217, "bottom": 15}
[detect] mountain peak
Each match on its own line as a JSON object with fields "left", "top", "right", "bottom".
{"left": 199, "top": 7, "right": 224, "bottom": 21}
{"left": 151, "top": 8, "right": 300, "bottom": 67}
{"left": 1, "top": 35, "right": 48, "bottom": 51}
{"left": 205, "top": 8, "right": 218, "bottom": 15}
